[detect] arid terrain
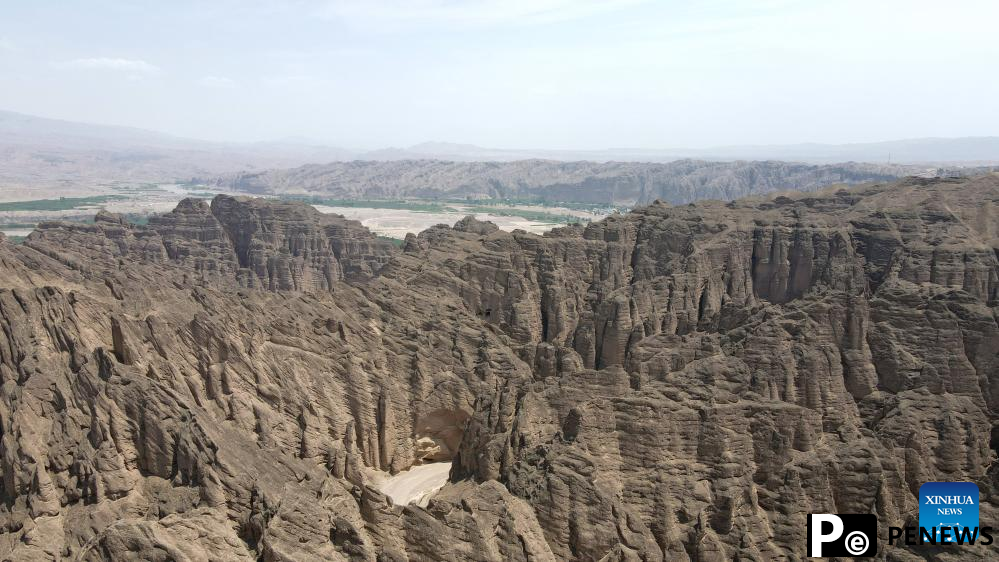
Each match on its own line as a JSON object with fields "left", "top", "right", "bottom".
{"left": 0, "top": 183, "right": 601, "bottom": 242}
{"left": 6, "top": 110, "right": 986, "bottom": 245}
{"left": 0, "top": 173, "right": 996, "bottom": 560}
{"left": 3, "top": 111, "right": 996, "bottom": 200}
{"left": 201, "top": 158, "right": 918, "bottom": 206}
{"left": 6, "top": 0, "right": 999, "bottom": 559}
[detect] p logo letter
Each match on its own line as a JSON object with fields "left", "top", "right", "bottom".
{"left": 809, "top": 514, "right": 844, "bottom": 556}
{"left": 807, "top": 514, "right": 877, "bottom": 557}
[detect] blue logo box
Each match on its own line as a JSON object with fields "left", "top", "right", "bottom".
{"left": 919, "top": 482, "right": 979, "bottom": 543}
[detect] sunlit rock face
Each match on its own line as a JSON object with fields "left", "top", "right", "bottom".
{"left": 1, "top": 174, "right": 998, "bottom": 560}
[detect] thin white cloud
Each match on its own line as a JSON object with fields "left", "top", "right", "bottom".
{"left": 61, "top": 57, "right": 160, "bottom": 74}
{"left": 318, "top": 0, "right": 647, "bottom": 29}
{"left": 199, "top": 75, "right": 236, "bottom": 87}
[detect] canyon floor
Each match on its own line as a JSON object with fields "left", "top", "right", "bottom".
{"left": 375, "top": 462, "right": 453, "bottom": 508}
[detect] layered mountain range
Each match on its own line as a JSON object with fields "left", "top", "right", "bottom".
{"left": 200, "top": 159, "right": 916, "bottom": 206}
{"left": 1, "top": 174, "right": 997, "bottom": 560}
{"left": 5, "top": 109, "right": 985, "bottom": 209}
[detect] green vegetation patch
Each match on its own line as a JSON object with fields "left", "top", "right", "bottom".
{"left": 122, "top": 213, "right": 151, "bottom": 225}
{"left": 0, "top": 195, "right": 127, "bottom": 212}
{"left": 376, "top": 235, "right": 405, "bottom": 247}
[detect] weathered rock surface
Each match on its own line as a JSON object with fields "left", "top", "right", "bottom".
{"left": 1, "top": 175, "right": 998, "bottom": 560}
{"left": 202, "top": 159, "right": 911, "bottom": 205}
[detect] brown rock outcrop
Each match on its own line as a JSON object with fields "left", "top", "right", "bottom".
{"left": 0, "top": 174, "right": 997, "bottom": 560}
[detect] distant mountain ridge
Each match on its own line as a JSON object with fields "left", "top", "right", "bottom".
{"left": 361, "top": 138, "right": 999, "bottom": 164}
{"left": 0, "top": 109, "right": 356, "bottom": 159}
{"left": 0, "top": 110, "right": 356, "bottom": 193}
{"left": 0, "top": 109, "right": 994, "bottom": 200}
{"left": 201, "top": 159, "right": 920, "bottom": 206}
{"left": 2, "top": 109, "right": 997, "bottom": 166}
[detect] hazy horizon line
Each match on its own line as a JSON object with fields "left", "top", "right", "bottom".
{"left": 3, "top": 108, "right": 998, "bottom": 155}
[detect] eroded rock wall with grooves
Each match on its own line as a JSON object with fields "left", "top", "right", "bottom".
{"left": 203, "top": 158, "right": 909, "bottom": 205}
{"left": 0, "top": 175, "right": 997, "bottom": 560}
{"left": 444, "top": 177, "right": 999, "bottom": 560}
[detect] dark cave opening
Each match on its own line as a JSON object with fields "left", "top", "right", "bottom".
{"left": 413, "top": 408, "right": 470, "bottom": 463}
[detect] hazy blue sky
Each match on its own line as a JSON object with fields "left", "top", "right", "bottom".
{"left": 1, "top": 0, "right": 997, "bottom": 148}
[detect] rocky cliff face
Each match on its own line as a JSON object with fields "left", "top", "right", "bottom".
{"left": 202, "top": 159, "right": 911, "bottom": 205}
{"left": 1, "top": 176, "right": 997, "bottom": 560}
